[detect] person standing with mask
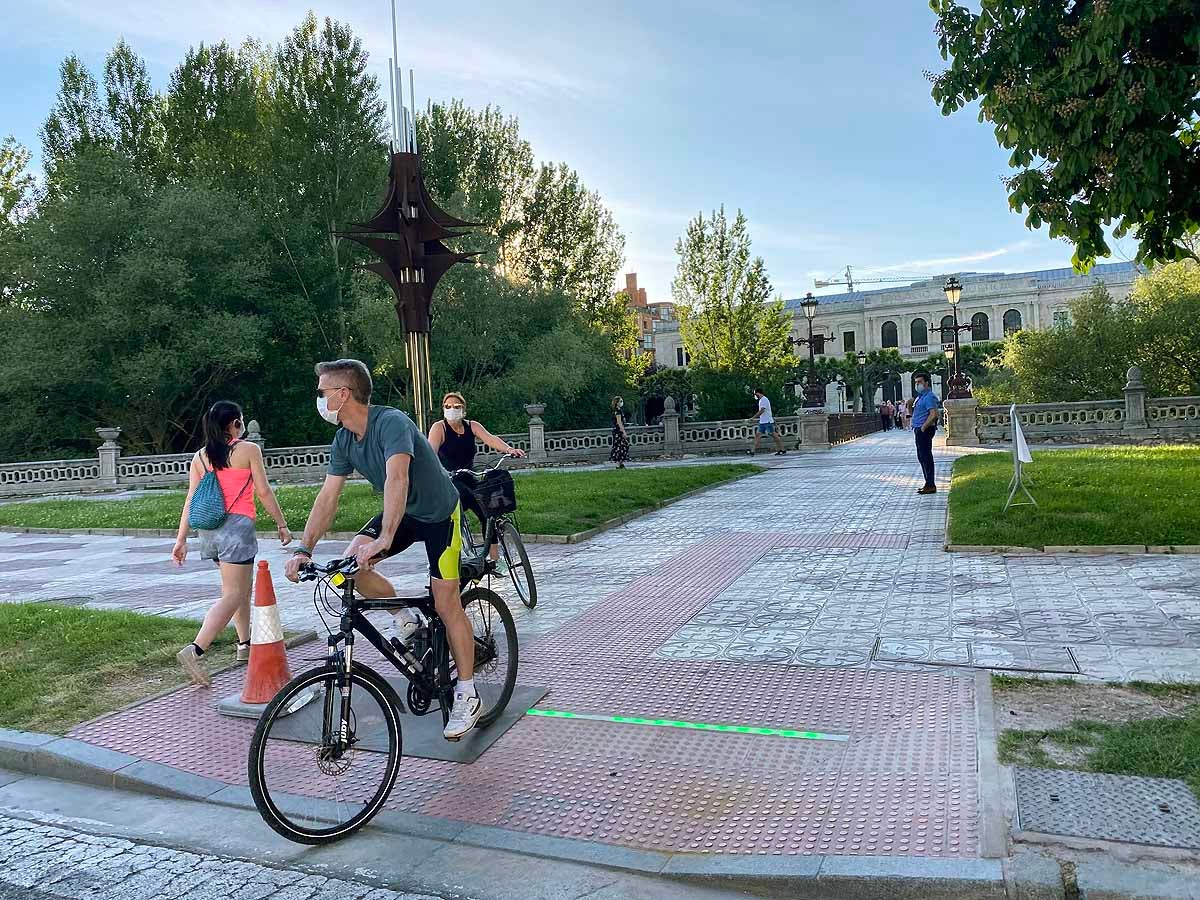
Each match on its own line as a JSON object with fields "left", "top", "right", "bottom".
{"left": 911, "top": 374, "right": 941, "bottom": 494}
{"left": 428, "top": 391, "right": 526, "bottom": 571}
{"left": 172, "top": 401, "right": 292, "bottom": 685}
{"left": 609, "top": 396, "right": 630, "bottom": 468}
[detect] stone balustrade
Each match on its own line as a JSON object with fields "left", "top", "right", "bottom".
{"left": 0, "top": 400, "right": 883, "bottom": 498}
{"left": 975, "top": 367, "right": 1200, "bottom": 445}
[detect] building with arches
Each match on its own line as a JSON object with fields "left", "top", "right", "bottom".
{"left": 650, "top": 261, "right": 1144, "bottom": 406}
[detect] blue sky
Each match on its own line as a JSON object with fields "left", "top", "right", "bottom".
{"left": 2, "top": 0, "right": 1136, "bottom": 302}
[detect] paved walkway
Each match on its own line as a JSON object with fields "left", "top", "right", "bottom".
{"left": 3, "top": 430, "right": 1200, "bottom": 861}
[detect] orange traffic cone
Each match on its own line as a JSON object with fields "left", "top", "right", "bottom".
{"left": 241, "top": 561, "right": 292, "bottom": 704}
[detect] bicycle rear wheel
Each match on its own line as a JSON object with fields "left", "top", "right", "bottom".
{"left": 248, "top": 663, "right": 402, "bottom": 845}
{"left": 460, "top": 587, "right": 518, "bottom": 726}
{"left": 498, "top": 520, "right": 537, "bottom": 609}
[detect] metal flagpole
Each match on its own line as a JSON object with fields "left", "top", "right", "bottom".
{"left": 409, "top": 69, "right": 418, "bottom": 153}
{"left": 387, "top": 59, "right": 398, "bottom": 146}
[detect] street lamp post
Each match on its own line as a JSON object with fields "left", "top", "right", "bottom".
{"left": 941, "top": 277, "right": 974, "bottom": 400}
{"left": 788, "top": 293, "right": 831, "bottom": 409}
{"left": 856, "top": 349, "right": 867, "bottom": 412}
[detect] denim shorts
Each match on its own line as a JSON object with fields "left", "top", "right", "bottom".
{"left": 757, "top": 422, "right": 775, "bottom": 435}
{"left": 198, "top": 513, "right": 258, "bottom": 565}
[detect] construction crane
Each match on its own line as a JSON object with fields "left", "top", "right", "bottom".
{"left": 815, "top": 265, "right": 928, "bottom": 293}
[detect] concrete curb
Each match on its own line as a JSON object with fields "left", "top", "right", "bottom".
{"left": 945, "top": 542, "right": 1200, "bottom": 556}
{"left": 1, "top": 469, "right": 763, "bottom": 547}
{"left": 0, "top": 727, "right": 1007, "bottom": 897}
{"left": 974, "top": 671, "right": 1009, "bottom": 859}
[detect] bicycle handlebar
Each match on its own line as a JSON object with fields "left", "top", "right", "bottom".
{"left": 297, "top": 556, "right": 360, "bottom": 581}
{"left": 453, "top": 452, "right": 515, "bottom": 481}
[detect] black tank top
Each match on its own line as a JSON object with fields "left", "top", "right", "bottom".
{"left": 437, "top": 420, "right": 476, "bottom": 471}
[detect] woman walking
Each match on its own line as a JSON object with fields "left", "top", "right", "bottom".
{"left": 609, "top": 396, "right": 631, "bottom": 468}
{"left": 428, "top": 391, "right": 526, "bottom": 570}
{"left": 172, "top": 401, "right": 292, "bottom": 686}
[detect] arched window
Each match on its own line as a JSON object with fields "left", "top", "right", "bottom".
{"left": 1003, "top": 308, "right": 1023, "bottom": 336}
{"left": 881, "top": 321, "right": 898, "bottom": 348}
{"left": 910, "top": 318, "right": 928, "bottom": 348}
{"left": 940, "top": 315, "right": 955, "bottom": 345}
{"left": 971, "top": 312, "right": 990, "bottom": 342}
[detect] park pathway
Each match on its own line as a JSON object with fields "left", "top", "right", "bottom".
{"left": 3, "top": 430, "right": 1200, "bottom": 861}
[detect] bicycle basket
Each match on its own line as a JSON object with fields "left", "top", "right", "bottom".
{"left": 471, "top": 469, "right": 517, "bottom": 516}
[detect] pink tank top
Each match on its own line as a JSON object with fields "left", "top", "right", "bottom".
{"left": 210, "top": 442, "right": 256, "bottom": 519}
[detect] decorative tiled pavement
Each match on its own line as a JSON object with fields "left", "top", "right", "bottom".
{"left": 4, "top": 430, "right": 1200, "bottom": 857}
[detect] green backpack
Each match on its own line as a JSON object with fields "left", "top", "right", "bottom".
{"left": 188, "top": 449, "right": 251, "bottom": 530}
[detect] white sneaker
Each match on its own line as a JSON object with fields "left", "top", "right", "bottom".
{"left": 492, "top": 556, "right": 508, "bottom": 577}
{"left": 443, "top": 690, "right": 482, "bottom": 741}
{"left": 389, "top": 608, "right": 425, "bottom": 645}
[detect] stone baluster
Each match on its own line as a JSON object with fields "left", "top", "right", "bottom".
{"left": 95, "top": 427, "right": 122, "bottom": 487}
{"left": 525, "top": 403, "right": 547, "bottom": 462}
{"left": 661, "top": 396, "right": 681, "bottom": 453}
{"left": 1123, "top": 365, "right": 1150, "bottom": 435}
{"left": 245, "top": 419, "right": 265, "bottom": 449}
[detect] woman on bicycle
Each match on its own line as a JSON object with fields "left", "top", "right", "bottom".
{"left": 428, "top": 392, "right": 525, "bottom": 570}
{"left": 172, "top": 401, "right": 292, "bottom": 686}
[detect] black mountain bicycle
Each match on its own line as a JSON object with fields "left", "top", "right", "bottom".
{"left": 455, "top": 455, "right": 538, "bottom": 609}
{"left": 247, "top": 553, "right": 518, "bottom": 845}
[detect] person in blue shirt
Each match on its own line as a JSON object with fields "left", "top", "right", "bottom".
{"left": 911, "top": 373, "right": 941, "bottom": 494}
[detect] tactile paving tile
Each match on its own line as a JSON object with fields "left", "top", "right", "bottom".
{"left": 1014, "top": 768, "right": 1200, "bottom": 849}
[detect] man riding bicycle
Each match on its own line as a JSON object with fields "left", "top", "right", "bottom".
{"left": 283, "top": 359, "right": 482, "bottom": 740}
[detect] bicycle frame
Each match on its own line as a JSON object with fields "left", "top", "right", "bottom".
{"left": 321, "top": 577, "right": 453, "bottom": 751}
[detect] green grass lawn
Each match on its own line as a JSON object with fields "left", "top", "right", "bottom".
{"left": 948, "top": 445, "right": 1200, "bottom": 549}
{"left": 0, "top": 463, "right": 760, "bottom": 536}
{"left": 0, "top": 603, "right": 237, "bottom": 733}
{"left": 997, "top": 682, "right": 1200, "bottom": 799}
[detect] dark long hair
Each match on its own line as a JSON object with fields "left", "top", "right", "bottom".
{"left": 203, "top": 401, "right": 243, "bottom": 470}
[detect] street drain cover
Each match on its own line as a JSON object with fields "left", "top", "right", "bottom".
{"left": 1014, "top": 768, "right": 1200, "bottom": 849}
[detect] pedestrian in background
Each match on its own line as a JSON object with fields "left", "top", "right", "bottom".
{"left": 911, "top": 374, "right": 941, "bottom": 494}
{"left": 172, "top": 401, "right": 292, "bottom": 686}
{"left": 748, "top": 387, "right": 786, "bottom": 456}
{"left": 609, "top": 396, "right": 630, "bottom": 468}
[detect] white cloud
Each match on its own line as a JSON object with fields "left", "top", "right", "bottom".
{"left": 868, "top": 240, "right": 1036, "bottom": 274}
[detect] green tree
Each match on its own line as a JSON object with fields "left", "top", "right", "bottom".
{"left": 41, "top": 55, "right": 111, "bottom": 185}
{"left": 928, "top": 0, "right": 1200, "bottom": 269}
{"left": 1129, "top": 261, "right": 1200, "bottom": 395}
{"left": 993, "top": 286, "right": 1137, "bottom": 401}
{"left": 0, "top": 137, "right": 34, "bottom": 302}
{"left": 417, "top": 100, "right": 533, "bottom": 267}
{"left": 103, "top": 40, "right": 164, "bottom": 179}
{"left": 672, "top": 207, "right": 792, "bottom": 375}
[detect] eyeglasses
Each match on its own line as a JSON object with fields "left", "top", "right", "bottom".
{"left": 317, "top": 386, "right": 348, "bottom": 398}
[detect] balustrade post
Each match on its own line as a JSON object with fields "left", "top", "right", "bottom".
{"left": 95, "top": 427, "right": 122, "bottom": 488}
{"left": 1123, "top": 365, "right": 1150, "bottom": 434}
{"left": 661, "top": 396, "right": 681, "bottom": 453}
{"left": 245, "top": 419, "right": 265, "bottom": 449}
{"left": 524, "top": 403, "right": 547, "bottom": 462}
{"left": 798, "top": 412, "right": 830, "bottom": 451}
{"left": 943, "top": 398, "right": 981, "bottom": 447}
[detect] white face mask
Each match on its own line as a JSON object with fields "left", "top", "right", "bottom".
{"left": 316, "top": 395, "right": 341, "bottom": 426}
{"left": 444, "top": 408, "right": 464, "bottom": 423}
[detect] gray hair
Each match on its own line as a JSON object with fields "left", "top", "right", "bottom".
{"left": 314, "top": 359, "right": 373, "bottom": 404}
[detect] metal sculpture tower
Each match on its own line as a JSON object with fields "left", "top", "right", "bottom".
{"left": 335, "top": 2, "right": 478, "bottom": 431}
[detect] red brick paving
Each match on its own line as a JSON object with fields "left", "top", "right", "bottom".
{"left": 70, "top": 530, "right": 979, "bottom": 857}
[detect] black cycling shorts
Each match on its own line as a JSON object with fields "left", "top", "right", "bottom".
{"left": 356, "top": 503, "right": 462, "bottom": 581}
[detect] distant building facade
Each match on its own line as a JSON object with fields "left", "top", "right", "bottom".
{"left": 651, "top": 262, "right": 1144, "bottom": 406}
{"left": 621, "top": 272, "right": 675, "bottom": 363}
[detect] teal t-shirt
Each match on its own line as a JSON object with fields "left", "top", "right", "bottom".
{"left": 328, "top": 406, "right": 459, "bottom": 523}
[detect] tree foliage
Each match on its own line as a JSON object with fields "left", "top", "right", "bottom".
{"left": 672, "top": 207, "right": 792, "bottom": 376}
{"left": 0, "top": 16, "right": 638, "bottom": 462}
{"left": 928, "top": 0, "right": 1200, "bottom": 269}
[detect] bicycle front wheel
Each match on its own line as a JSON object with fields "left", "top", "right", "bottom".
{"left": 248, "top": 663, "right": 402, "bottom": 845}
{"left": 498, "top": 520, "right": 537, "bottom": 609}
{"left": 461, "top": 587, "right": 518, "bottom": 726}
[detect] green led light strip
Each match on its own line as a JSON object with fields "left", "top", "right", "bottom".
{"left": 526, "top": 708, "right": 848, "bottom": 742}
